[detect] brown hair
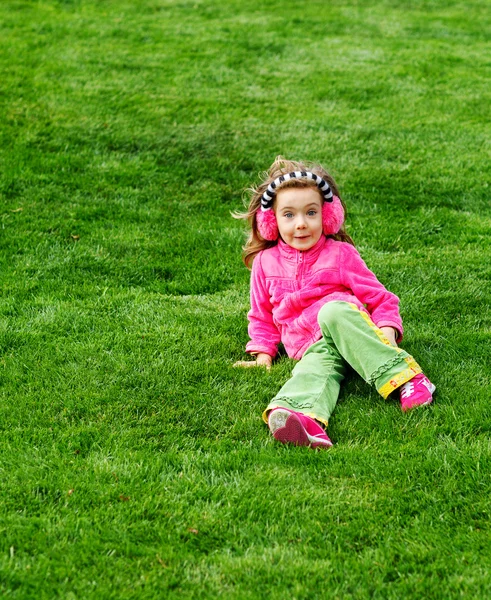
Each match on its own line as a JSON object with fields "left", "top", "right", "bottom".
{"left": 233, "top": 156, "right": 355, "bottom": 268}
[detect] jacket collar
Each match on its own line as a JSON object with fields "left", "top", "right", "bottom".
{"left": 277, "top": 235, "right": 327, "bottom": 262}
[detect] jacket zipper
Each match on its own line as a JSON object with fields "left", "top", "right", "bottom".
{"left": 295, "top": 252, "right": 304, "bottom": 280}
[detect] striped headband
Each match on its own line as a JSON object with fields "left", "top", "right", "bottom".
{"left": 260, "top": 171, "right": 333, "bottom": 211}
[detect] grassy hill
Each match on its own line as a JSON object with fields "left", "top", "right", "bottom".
{"left": 0, "top": 1, "right": 489, "bottom": 597}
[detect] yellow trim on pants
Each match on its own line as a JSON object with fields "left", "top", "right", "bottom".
{"left": 377, "top": 358, "right": 422, "bottom": 399}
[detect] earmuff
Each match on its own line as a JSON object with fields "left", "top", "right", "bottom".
{"left": 256, "top": 171, "right": 345, "bottom": 241}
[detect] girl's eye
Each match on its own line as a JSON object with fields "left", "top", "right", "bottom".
{"left": 307, "top": 210, "right": 317, "bottom": 216}
{"left": 284, "top": 212, "right": 293, "bottom": 218}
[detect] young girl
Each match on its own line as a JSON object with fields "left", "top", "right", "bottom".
{"left": 234, "top": 156, "right": 435, "bottom": 449}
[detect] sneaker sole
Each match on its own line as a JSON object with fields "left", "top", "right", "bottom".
{"left": 269, "top": 410, "right": 332, "bottom": 449}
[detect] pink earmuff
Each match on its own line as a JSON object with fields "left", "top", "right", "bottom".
{"left": 322, "top": 196, "right": 345, "bottom": 236}
{"left": 257, "top": 195, "right": 345, "bottom": 241}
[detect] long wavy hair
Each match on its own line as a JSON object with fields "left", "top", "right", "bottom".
{"left": 234, "top": 156, "right": 355, "bottom": 268}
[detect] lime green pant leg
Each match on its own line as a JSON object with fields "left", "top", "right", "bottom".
{"left": 264, "top": 338, "right": 346, "bottom": 427}
{"left": 263, "top": 301, "right": 422, "bottom": 427}
{"left": 317, "top": 301, "right": 422, "bottom": 399}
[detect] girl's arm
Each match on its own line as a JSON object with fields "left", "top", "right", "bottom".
{"left": 342, "top": 244, "right": 403, "bottom": 341}
{"left": 244, "top": 253, "right": 281, "bottom": 358}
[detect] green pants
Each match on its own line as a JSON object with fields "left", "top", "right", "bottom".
{"left": 263, "top": 301, "right": 421, "bottom": 427}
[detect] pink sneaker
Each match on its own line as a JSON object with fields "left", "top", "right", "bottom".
{"left": 267, "top": 408, "right": 332, "bottom": 449}
{"left": 400, "top": 373, "right": 436, "bottom": 412}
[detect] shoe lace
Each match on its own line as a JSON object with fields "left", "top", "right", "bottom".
{"left": 400, "top": 382, "right": 414, "bottom": 399}
{"left": 421, "top": 378, "right": 433, "bottom": 392}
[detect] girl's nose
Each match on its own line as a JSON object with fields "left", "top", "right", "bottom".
{"left": 296, "top": 217, "right": 307, "bottom": 229}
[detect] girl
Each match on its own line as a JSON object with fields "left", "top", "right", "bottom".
{"left": 234, "top": 156, "right": 435, "bottom": 449}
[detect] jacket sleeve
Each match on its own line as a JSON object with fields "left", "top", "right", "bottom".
{"left": 341, "top": 244, "right": 404, "bottom": 341}
{"left": 245, "top": 253, "right": 281, "bottom": 357}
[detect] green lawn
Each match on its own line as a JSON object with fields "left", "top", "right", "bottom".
{"left": 1, "top": 0, "right": 490, "bottom": 598}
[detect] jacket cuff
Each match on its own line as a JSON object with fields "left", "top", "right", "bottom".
{"left": 245, "top": 341, "right": 277, "bottom": 358}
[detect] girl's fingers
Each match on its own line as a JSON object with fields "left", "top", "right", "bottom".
{"left": 233, "top": 360, "right": 258, "bottom": 368}
{"left": 233, "top": 360, "right": 271, "bottom": 370}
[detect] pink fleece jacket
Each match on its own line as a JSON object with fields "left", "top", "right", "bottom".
{"left": 246, "top": 236, "right": 403, "bottom": 360}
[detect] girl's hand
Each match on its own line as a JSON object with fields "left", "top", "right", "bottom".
{"left": 233, "top": 353, "right": 273, "bottom": 370}
{"left": 380, "top": 327, "right": 398, "bottom": 347}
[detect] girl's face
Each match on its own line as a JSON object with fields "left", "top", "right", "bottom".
{"left": 274, "top": 187, "right": 323, "bottom": 251}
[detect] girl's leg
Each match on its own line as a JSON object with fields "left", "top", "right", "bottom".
{"left": 263, "top": 337, "right": 346, "bottom": 428}
{"left": 317, "top": 301, "right": 426, "bottom": 400}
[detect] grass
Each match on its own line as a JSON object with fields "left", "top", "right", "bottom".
{"left": 0, "top": 0, "right": 490, "bottom": 598}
